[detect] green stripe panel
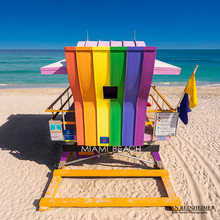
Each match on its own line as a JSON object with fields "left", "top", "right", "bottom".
{"left": 110, "top": 47, "right": 127, "bottom": 146}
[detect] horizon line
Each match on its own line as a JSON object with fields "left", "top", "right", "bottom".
{"left": 0, "top": 48, "right": 220, "bottom": 50}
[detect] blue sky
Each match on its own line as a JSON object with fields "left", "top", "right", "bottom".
{"left": 0, "top": 0, "right": 219, "bottom": 49}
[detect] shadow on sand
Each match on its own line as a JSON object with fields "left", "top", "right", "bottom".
{"left": 0, "top": 114, "right": 63, "bottom": 171}
{"left": 0, "top": 114, "right": 168, "bottom": 210}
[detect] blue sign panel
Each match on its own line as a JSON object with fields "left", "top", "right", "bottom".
{"left": 64, "top": 130, "right": 74, "bottom": 142}
{"left": 100, "top": 137, "right": 109, "bottom": 144}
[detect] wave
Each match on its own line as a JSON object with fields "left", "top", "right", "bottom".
{"left": 0, "top": 71, "right": 39, "bottom": 74}
{"left": 0, "top": 83, "right": 69, "bottom": 89}
{"left": 153, "top": 81, "right": 220, "bottom": 87}
{"left": 157, "top": 58, "right": 220, "bottom": 63}
{"left": 201, "top": 83, "right": 220, "bottom": 86}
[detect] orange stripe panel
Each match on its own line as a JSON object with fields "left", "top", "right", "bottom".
{"left": 76, "top": 47, "right": 97, "bottom": 146}
{"left": 64, "top": 47, "right": 85, "bottom": 145}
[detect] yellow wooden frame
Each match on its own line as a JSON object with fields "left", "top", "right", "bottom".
{"left": 39, "top": 167, "right": 181, "bottom": 211}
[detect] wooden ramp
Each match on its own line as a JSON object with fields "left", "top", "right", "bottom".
{"left": 39, "top": 152, "right": 181, "bottom": 211}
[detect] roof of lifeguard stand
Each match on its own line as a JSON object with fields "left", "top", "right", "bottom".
{"left": 40, "top": 41, "right": 181, "bottom": 75}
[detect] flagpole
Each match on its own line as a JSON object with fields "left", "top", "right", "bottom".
{"left": 175, "top": 65, "right": 199, "bottom": 110}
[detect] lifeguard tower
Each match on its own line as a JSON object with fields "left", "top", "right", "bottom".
{"left": 39, "top": 40, "right": 182, "bottom": 211}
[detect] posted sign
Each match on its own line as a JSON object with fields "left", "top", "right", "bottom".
{"left": 49, "top": 120, "right": 64, "bottom": 141}
{"left": 154, "top": 112, "right": 178, "bottom": 136}
{"left": 64, "top": 129, "right": 74, "bottom": 142}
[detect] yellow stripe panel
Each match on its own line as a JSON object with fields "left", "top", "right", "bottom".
{"left": 93, "top": 47, "right": 110, "bottom": 146}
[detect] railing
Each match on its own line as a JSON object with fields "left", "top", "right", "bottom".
{"left": 145, "top": 86, "right": 176, "bottom": 125}
{"left": 46, "top": 85, "right": 175, "bottom": 128}
{"left": 45, "top": 86, "right": 75, "bottom": 129}
{"left": 148, "top": 86, "right": 175, "bottom": 112}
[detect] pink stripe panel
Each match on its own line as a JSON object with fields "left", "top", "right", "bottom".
{"left": 85, "top": 41, "right": 98, "bottom": 46}
{"left": 98, "top": 41, "right": 110, "bottom": 46}
{"left": 135, "top": 41, "right": 146, "bottom": 46}
{"left": 41, "top": 65, "right": 180, "bottom": 75}
{"left": 123, "top": 41, "right": 135, "bottom": 47}
{"left": 77, "top": 41, "right": 86, "bottom": 46}
{"left": 41, "top": 64, "right": 181, "bottom": 75}
{"left": 110, "top": 41, "right": 122, "bottom": 46}
{"left": 41, "top": 67, "right": 67, "bottom": 74}
{"left": 154, "top": 68, "right": 181, "bottom": 75}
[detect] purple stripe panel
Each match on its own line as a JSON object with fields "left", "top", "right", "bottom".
{"left": 134, "top": 46, "right": 157, "bottom": 146}
{"left": 75, "top": 152, "right": 98, "bottom": 159}
{"left": 60, "top": 151, "right": 70, "bottom": 161}
{"left": 122, "top": 47, "right": 144, "bottom": 146}
{"left": 152, "top": 152, "right": 162, "bottom": 162}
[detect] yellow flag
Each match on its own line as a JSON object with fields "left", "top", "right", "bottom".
{"left": 184, "top": 72, "right": 197, "bottom": 109}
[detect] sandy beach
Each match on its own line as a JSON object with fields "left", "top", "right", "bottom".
{"left": 0, "top": 86, "right": 219, "bottom": 220}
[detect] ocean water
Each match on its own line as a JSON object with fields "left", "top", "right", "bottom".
{"left": 0, "top": 49, "right": 220, "bottom": 88}
{"left": 153, "top": 50, "right": 220, "bottom": 86}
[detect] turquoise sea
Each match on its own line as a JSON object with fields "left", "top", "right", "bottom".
{"left": 0, "top": 49, "right": 220, "bottom": 88}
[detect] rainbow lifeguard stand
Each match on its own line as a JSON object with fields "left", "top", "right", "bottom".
{"left": 39, "top": 41, "right": 181, "bottom": 211}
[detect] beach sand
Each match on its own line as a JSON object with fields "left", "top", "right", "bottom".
{"left": 0, "top": 86, "right": 219, "bottom": 220}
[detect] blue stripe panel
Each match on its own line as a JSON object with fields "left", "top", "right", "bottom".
{"left": 122, "top": 47, "right": 144, "bottom": 146}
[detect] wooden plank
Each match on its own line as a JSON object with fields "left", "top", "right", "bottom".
{"left": 39, "top": 176, "right": 61, "bottom": 211}
{"left": 40, "top": 197, "right": 181, "bottom": 207}
{"left": 152, "top": 152, "right": 164, "bottom": 169}
{"left": 53, "top": 169, "right": 169, "bottom": 177}
{"left": 145, "top": 121, "right": 154, "bottom": 125}
{"left": 152, "top": 86, "right": 174, "bottom": 110}
{"left": 161, "top": 175, "right": 178, "bottom": 198}
{"left": 61, "top": 121, "right": 76, "bottom": 125}
{"left": 44, "top": 176, "right": 61, "bottom": 198}
{"left": 58, "top": 151, "right": 71, "bottom": 169}
{"left": 147, "top": 110, "right": 176, "bottom": 113}
{"left": 161, "top": 175, "right": 181, "bottom": 210}
{"left": 60, "top": 152, "right": 70, "bottom": 162}
{"left": 45, "top": 109, "right": 75, "bottom": 113}
{"left": 149, "top": 94, "right": 163, "bottom": 111}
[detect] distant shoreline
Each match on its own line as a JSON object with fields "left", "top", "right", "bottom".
{"left": 1, "top": 49, "right": 220, "bottom": 50}
{"left": 0, "top": 83, "right": 69, "bottom": 89}
{"left": 1, "top": 82, "right": 220, "bottom": 89}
